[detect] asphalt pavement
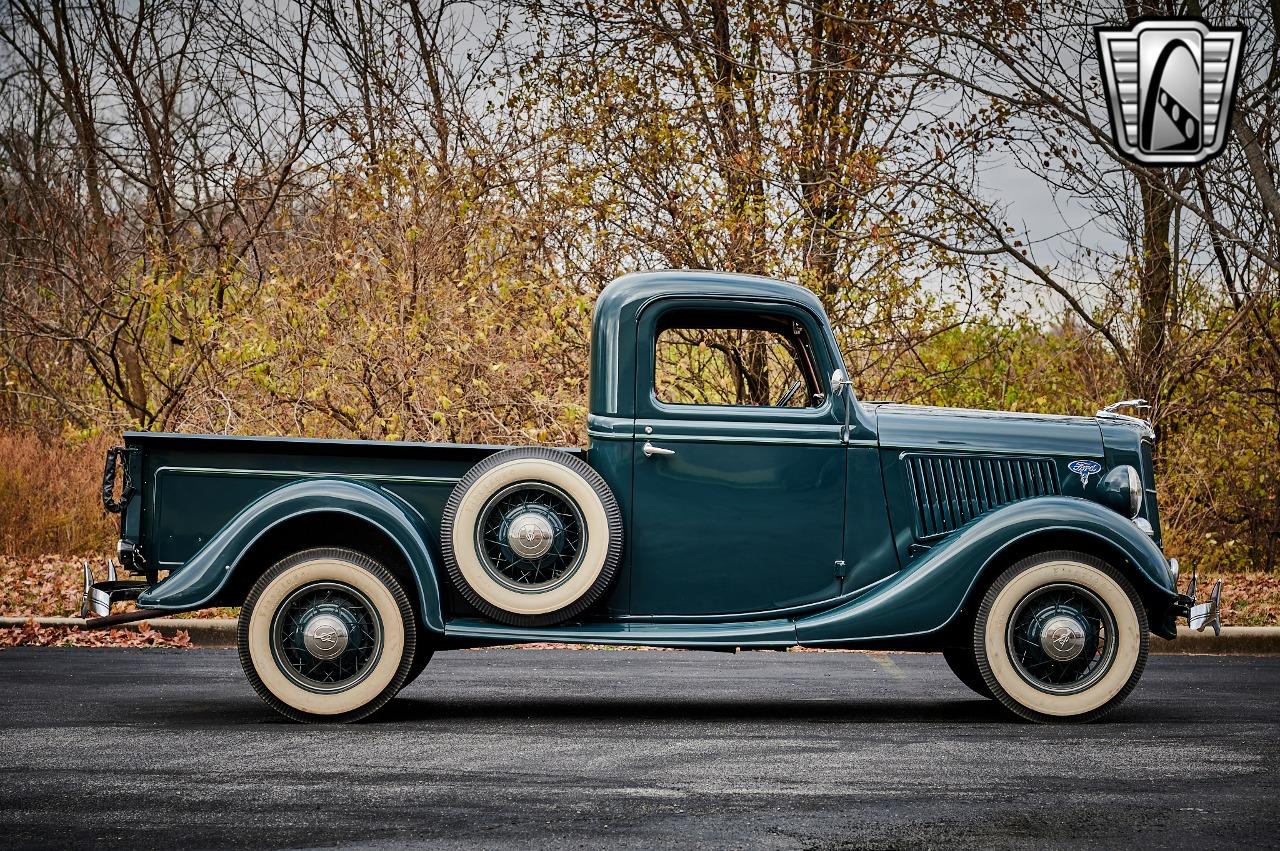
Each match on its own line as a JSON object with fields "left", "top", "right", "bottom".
{"left": 0, "top": 648, "right": 1276, "bottom": 850}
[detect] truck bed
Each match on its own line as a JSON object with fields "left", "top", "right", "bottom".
{"left": 123, "top": 431, "right": 585, "bottom": 575}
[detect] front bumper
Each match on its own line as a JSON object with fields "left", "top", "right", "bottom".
{"left": 1164, "top": 573, "right": 1223, "bottom": 638}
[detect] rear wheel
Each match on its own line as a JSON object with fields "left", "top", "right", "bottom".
{"left": 974, "top": 550, "right": 1148, "bottom": 723}
{"left": 400, "top": 647, "right": 434, "bottom": 692}
{"left": 237, "top": 548, "right": 416, "bottom": 723}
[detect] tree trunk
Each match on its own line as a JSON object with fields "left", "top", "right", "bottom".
{"left": 1134, "top": 170, "right": 1174, "bottom": 421}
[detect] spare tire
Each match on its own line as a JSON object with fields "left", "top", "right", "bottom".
{"left": 440, "top": 447, "right": 623, "bottom": 627}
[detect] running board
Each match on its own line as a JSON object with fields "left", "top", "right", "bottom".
{"left": 443, "top": 617, "right": 797, "bottom": 649}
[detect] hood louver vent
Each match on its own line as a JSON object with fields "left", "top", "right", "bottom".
{"left": 906, "top": 454, "right": 1059, "bottom": 540}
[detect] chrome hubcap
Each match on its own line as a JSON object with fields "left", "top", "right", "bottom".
{"left": 1006, "top": 582, "right": 1117, "bottom": 695}
{"left": 301, "top": 613, "right": 349, "bottom": 661}
{"left": 506, "top": 511, "right": 556, "bottom": 559}
{"left": 476, "top": 482, "right": 586, "bottom": 591}
{"left": 1039, "top": 615, "right": 1087, "bottom": 662}
{"left": 271, "top": 581, "right": 382, "bottom": 693}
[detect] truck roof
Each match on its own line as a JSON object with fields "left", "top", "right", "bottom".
{"left": 590, "top": 270, "right": 831, "bottom": 419}
{"left": 597, "top": 269, "right": 825, "bottom": 319}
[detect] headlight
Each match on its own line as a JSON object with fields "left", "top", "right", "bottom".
{"left": 1126, "top": 465, "right": 1142, "bottom": 516}
{"left": 1099, "top": 464, "right": 1143, "bottom": 518}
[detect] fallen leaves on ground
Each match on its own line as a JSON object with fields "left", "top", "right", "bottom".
{"left": 0, "top": 618, "right": 192, "bottom": 648}
{"left": 0, "top": 555, "right": 85, "bottom": 617}
{"left": 0, "top": 554, "right": 234, "bottom": 618}
{"left": 1201, "top": 570, "right": 1280, "bottom": 628}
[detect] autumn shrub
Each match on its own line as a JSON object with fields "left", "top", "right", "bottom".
{"left": 1159, "top": 406, "right": 1280, "bottom": 574}
{"left": 0, "top": 431, "right": 116, "bottom": 559}
{"left": 163, "top": 156, "right": 597, "bottom": 447}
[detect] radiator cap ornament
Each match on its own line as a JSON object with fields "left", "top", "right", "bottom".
{"left": 1068, "top": 459, "right": 1103, "bottom": 487}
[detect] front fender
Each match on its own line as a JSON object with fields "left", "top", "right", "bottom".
{"left": 796, "top": 496, "right": 1176, "bottom": 646}
{"left": 137, "top": 478, "right": 445, "bottom": 632}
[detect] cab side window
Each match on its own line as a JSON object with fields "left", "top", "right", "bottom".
{"left": 654, "top": 313, "right": 821, "bottom": 409}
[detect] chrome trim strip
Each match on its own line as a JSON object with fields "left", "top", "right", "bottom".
{"left": 894, "top": 447, "right": 1070, "bottom": 459}
{"left": 642, "top": 434, "right": 845, "bottom": 446}
{"left": 590, "top": 431, "right": 874, "bottom": 447}
{"left": 153, "top": 466, "right": 460, "bottom": 486}
{"left": 587, "top": 430, "right": 634, "bottom": 441}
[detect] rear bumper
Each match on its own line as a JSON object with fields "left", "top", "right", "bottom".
{"left": 79, "top": 560, "right": 151, "bottom": 622}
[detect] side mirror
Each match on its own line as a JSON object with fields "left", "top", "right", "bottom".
{"left": 831, "top": 369, "right": 853, "bottom": 443}
{"left": 830, "top": 369, "right": 850, "bottom": 396}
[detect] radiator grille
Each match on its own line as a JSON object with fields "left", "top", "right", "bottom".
{"left": 905, "top": 454, "right": 1060, "bottom": 539}
{"left": 1139, "top": 439, "right": 1162, "bottom": 543}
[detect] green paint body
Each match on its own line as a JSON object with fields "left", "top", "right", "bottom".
{"left": 125, "top": 270, "right": 1180, "bottom": 647}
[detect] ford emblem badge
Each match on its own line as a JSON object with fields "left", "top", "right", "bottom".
{"left": 1068, "top": 459, "right": 1103, "bottom": 486}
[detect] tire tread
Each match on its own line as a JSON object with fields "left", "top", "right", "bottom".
{"left": 943, "top": 645, "right": 995, "bottom": 699}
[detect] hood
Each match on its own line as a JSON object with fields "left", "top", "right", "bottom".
{"left": 869, "top": 404, "right": 1104, "bottom": 457}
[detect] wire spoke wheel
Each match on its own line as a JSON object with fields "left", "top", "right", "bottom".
{"left": 270, "top": 581, "right": 383, "bottom": 693}
{"left": 441, "top": 447, "right": 624, "bottom": 627}
{"left": 476, "top": 481, "right": 587, "bottom": 592}
{"left": 975, "top": 550, "right": 1149, "bottom": 723}
{"left": 1006, "top": 583, "right": 1117, "bottom": 695}
{"left": 238, "top": 548, "right": 416, "bottom": 723}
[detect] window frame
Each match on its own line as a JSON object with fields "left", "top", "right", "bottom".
{"left": 635, "top": 297, "right": 839, "bottom": 424}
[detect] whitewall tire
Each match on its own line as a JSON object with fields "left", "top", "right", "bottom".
{"left": 974, "top": 550, "right": 1148, "bottom": 723}
{"left": 441, "top": 447, "right": 623, "bottom": 627}
{"left": 237, "top": 548, "right": 417, "bottom": 723}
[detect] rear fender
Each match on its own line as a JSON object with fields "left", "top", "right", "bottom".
{"left": 796, "top": 496, "right": 1176, "bottom": 646}
{"left": 136, "top": 478, "right": 445, "bottom": 632}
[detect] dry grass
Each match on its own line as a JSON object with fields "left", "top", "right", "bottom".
{"left": 0, "top": 432, "right": 116, "bottom": 559}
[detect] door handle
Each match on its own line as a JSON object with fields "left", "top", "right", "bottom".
{"left": 643, "top": 441, "right": 676, "bottom": 458}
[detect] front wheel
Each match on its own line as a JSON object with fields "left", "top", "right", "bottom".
{"left": 238, "top": 548, "right": 417, "bottom": 723}
{"left": 974, "top": 551, "right": 1149, "bottom": 723}
{"left": 942, "top": 645, "right": 994, "bottom": 699}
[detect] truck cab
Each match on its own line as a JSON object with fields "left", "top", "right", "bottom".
{"left": 586, "top": 272, "right": 891, "bottom": 618}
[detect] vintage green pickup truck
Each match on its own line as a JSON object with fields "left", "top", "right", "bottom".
{"left": 84, "top": 270, "right": 1221, "bottom": 723}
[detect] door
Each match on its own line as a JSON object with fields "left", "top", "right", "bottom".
{"left": 628, "top": 300, "right": 848, "bottom": 617}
